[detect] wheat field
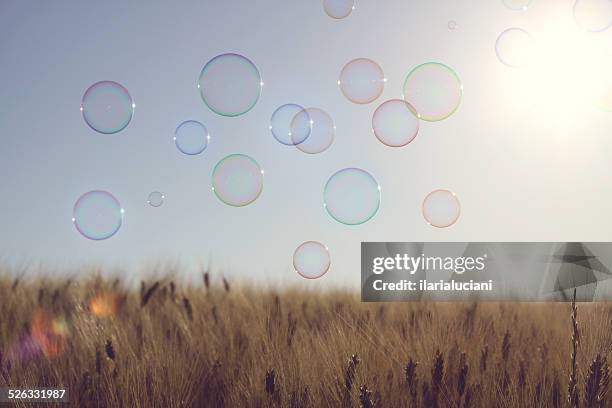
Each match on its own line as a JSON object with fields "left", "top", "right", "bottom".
{"left": 0, "top": 271, "right": 610, "bottom": 407}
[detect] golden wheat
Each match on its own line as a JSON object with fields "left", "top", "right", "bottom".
{"left": 0, "top": 273, "right": 610, "bottom": 407}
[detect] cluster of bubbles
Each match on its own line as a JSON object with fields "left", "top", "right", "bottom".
{"left": 73, "top": 0, "right": 472, "bottom": 281}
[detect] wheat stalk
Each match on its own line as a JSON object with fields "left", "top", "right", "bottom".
{"left": 568, "top": 288, "right": 580, "bottom": 408}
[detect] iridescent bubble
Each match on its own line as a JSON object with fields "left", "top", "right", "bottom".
{"left": 212, "top": 154, "right": 264, "bottom": 207}
{"left": 402, "top": 62, "right": 462, "bottom": 121}
{"left": 495, "top": 28, "right": 535, "bottom": 68}
{"left": 293, "top": 241, "right": 331, "bottom": 279}
{"left": 198, "top": 53, "right": 262, "bottom": 117}
{"left": 72, "top": 190, "right": 124, "bottom": 240}
{"left": 147, "top": 191, "right": 165, "bottom": 207}
{"left": 448, "top": 20, "right": 457, "bottom": 30}
{"left": 174, "top": 120, "right": 210, "bottom": 155}
{"left": 422, "top": 189, "right": 461, "bottom": 228}
{"left": 502, "top": 0, "right": 532, "bottom": 11}
{"left": 80, "top": 81, "right": 134, "bottom": 134}
{"left": 372, "top": 99, "right": 420, "bottom": 147}
{"left": 573, "top": 0, "right": 612, "bottom": 32}
{"left": 270, "top": 104, "right": 311, "bottom": 146}
{"left": 338, "top": 58, "right": 385, "bottom": 104}
{"left": 324, "top": 168, "right": 380, "bottom": 225}
{"left": 290, "top": 108, "right": 335, "bottom": 154}
{"left": 323, "top": 0, "right": 355, "bottom": 19}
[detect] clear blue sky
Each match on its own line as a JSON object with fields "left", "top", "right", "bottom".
{"left": 1, "top": 0, "right": 611, "bottom": 288}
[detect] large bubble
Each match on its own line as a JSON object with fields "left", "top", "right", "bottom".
{"left": 573, "top": 0, "right": 612, "bottom": 32}
{"left": 72, "top": 190, "right": 124, "bottom": 240}
{"left": 270, "top": 104, "right": 311, "bottom": 146}
{"left": 402, "top": 62, "right": 462, "bottom": 121}
{"left": 174, "top": 120, "right": 210, "bottom": 155}
{"left": 324, "top": 168, "right": 381, "bottom": 225}
{"left": 198, "top": 53, "right": 262, "bottom": 117}
{"left": 502, "top": 0, "right": 532, "bottom": 11}
{"left": 323, "top": 0, "right": 355, "bottom": 19}
{"left": 81, "top": 81, "right": 134, "bottom": 134}
{"left": 338, "top": 58, "right": 385, "bottom": 104}
{"left": 372, "top": 99, "right": 420, "bottom": 147}
{"left": 495, "top": 28, "right": 535, "bottom": 68}
{"left": 212, "top": 154, "right": 264, "bottom": 207}
{"left": 290, "top": 108, "right": 335, "bottom": 154}
{"left": 293, "top": 241, "right": 331, "bottom": 279}
{"left": 422, "top": 189, "right": 461, "bottom": 228}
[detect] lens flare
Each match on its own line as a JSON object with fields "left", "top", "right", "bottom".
{"left": 31, "top": 310, "right": 68, "bottom": 358}
{"left": 90, "top": 293, "right": 123, "bottom": 318}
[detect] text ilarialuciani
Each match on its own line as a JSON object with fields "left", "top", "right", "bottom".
{"left": 371, "top": 279, "right": 494, "bottom": 292}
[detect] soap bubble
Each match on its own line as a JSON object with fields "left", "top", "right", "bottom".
{"left": 402, "top": 62, "right": 462, "bottom": 121}
{"left": 147, "top": 192, "right": 165, "bottom": 207}
{"left": 270, "top": 104, "right": 311, "bottom": 146}
{"left": 290, "top": 108, "right": 335, "bottom": 154}
{"left": 81, "top": 81, "right": 134, "bottom": 134}
{"left": 338, "top": 58, "right": 385, "bottom": 104}
{"left": 448, "top": 20, "right": 457, "bottom": 30}
{"left": 72, "top": 190, "right": 124, "bottom": 240}
{"left": 323, "top": 0, "right": 355, "bottom": 19}
{"left": 293, "top": 241, "right": 331, "bottom": 279}
{"left": 324, "top": 168, "right": 380, "bottom": 225}
{"left": 198, "top": 53, "right": 262, "bottom": 117}
{"left": 372, "top": 99, "right": 420, "bottom": 147}
{"left": 502, "top": 0, "right": 532, "bottom": 11}
{"left": 174, "top": 120, "right": 210, "bottom": 155}
{"left": 422, "top": 189, "right": 461, "bottom": 228}
{"left": 495, "top": 28, "right": 535, "bottom": 68}
{"left": 573, "top": 0, "right": 612, "bottom": 32}
{"left": 212, "top": 154, "right": 264, "bottom": 207}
